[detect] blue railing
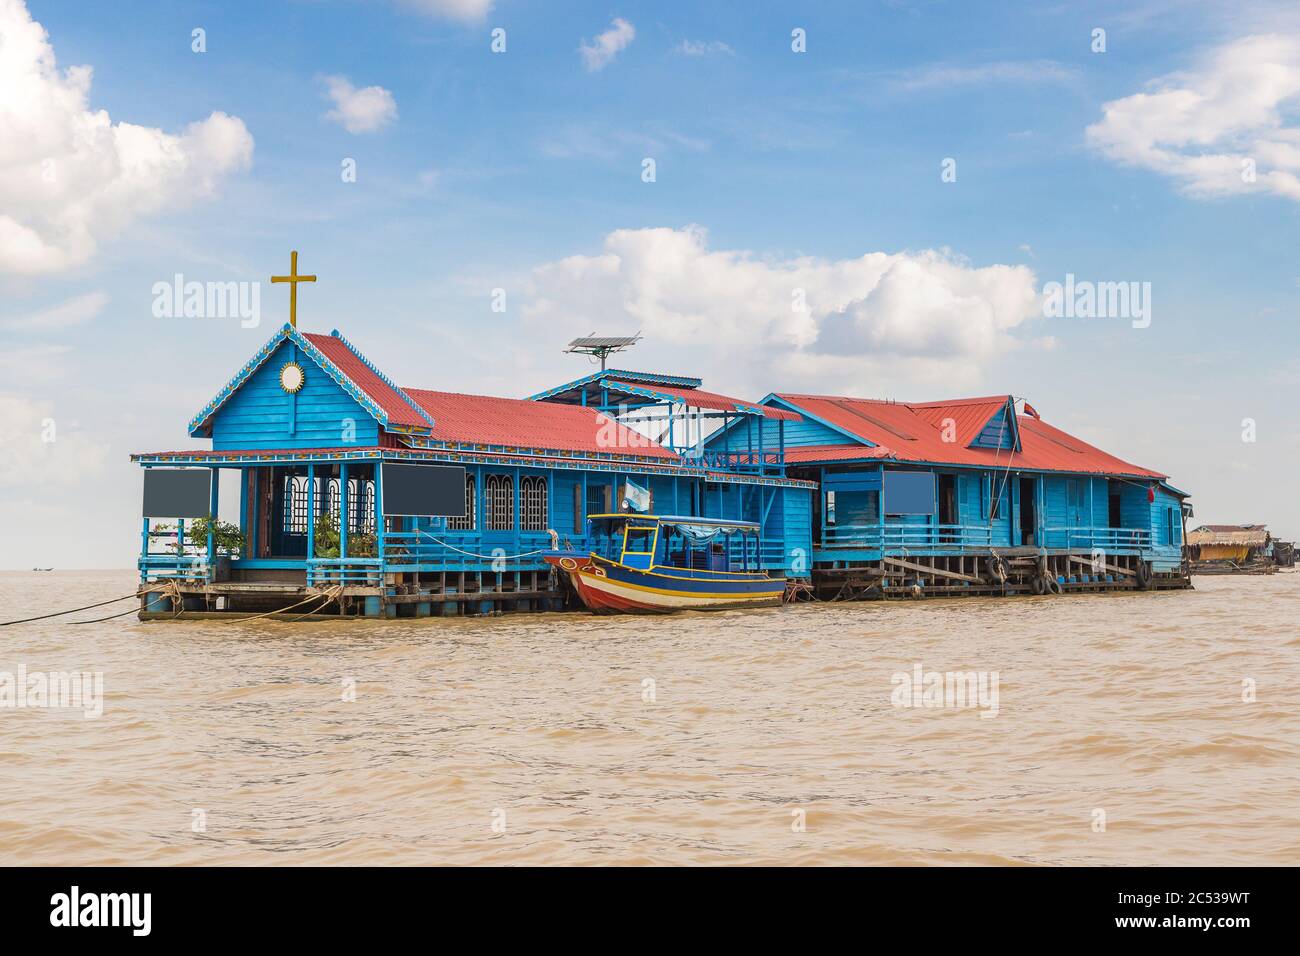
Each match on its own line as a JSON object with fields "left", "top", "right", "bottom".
{"left": 381, "top": 531, "right": 555, "bottom": 572}
{"left": 306, "top": 557, "right": 384, "bottom": 586}
{"left": 139, "top": 554, "right": 209, "bottom": 582}
{"left": 821, "top": 523, "right": 994, "bottom": 551}
{"left": 688, "top": 449, "right": 785, "bottom": 473}
{"left": 820, "top": 523, "right": 1156, "bottom": 554}
{"left": 1041, "top": 527, "right": 1152, "bottom": 551}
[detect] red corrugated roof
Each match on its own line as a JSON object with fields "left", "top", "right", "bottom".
{"left": 784, "top": 444, "right": 891, "bottom": 463}
{"left": 604, "top": 380, "right": 802, "bottom": 420}
{"left": 776, "top": 394, "right": 1166, "bottom": 478}
{"left": 909, "top": 395, "right": 1012, "bottom": 446}
{"left": 403, "top": 388, "right": 678, "bottom": 458}
{"left": 303, "top": 333, "right": 430, "bottom": 430}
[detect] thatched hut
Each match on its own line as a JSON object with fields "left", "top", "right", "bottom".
{"left": 1187, "top": 524, "right": 1269, "bottom": 563}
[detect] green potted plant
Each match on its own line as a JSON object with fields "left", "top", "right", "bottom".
{"left": 186, "top": 516, "right": 245, "bottom": 581}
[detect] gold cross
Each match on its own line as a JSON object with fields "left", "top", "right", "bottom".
{"left": 271, "top": 250, "right": 316, "bottom": 328}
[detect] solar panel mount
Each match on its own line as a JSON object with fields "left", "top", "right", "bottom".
{"left": 564, "top": 332, "right": 642, "bottom": 370}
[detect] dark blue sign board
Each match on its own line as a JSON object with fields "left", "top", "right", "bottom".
{"left": 143, "top": 469, "right": 211, "bottom": 518}
{"left": 382, "top": 463, "right": 466, "bottom": 517}
{"left": 883, "top": 470, "right": 936, "bottom": 515}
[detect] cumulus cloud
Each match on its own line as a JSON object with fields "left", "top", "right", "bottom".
{"left": 397, "top": 0, "right": 492, "bottom": 21}
{"left": 1086, "top": 34, "right": 1300, "bottom": 202}
{"left": 0, "top": 0, "right": 253, "bottom": 275}
{"left": 521, "top": 226, "right": 1040, "bottom": 393}
{"left": 0, "top": 291, "right": 109, "bottom": 331}
{"left": 0, "top": 392, "right": 108, "bottom": 488}
{"left": 322, "top": 75, "right": 398, "bottom": 134}
{"left": 579, "top": 18, "right": 635, "bottom": 72}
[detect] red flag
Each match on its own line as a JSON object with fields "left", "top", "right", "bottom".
{"left": 1023, "top": 403, "right": 1040, "bottom": 419}
{"left": 1147, "top": 484, "right": 1156, "bottom": 503}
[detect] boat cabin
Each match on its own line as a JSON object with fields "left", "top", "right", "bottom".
{"left": 585, "top": 514, "right": 764, "bottom": 573}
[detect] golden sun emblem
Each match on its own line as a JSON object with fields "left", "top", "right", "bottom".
{"left": 279, "top": 362, "right": 305, "bottom": 394}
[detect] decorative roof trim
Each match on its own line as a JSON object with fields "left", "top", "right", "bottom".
{"left": 528, "top": 368, "right": 703, "bottom": 402}
{"left": 328, "top": 329, "right": 436, "bottom": 432}
{"left": 187, "top": 324, "right": 395, "bottom": 437}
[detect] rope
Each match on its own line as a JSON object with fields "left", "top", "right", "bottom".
{"left": 68, "top": 605, "right": 151, "bottom": 625}
{"left": 1, "top": 579, "right": 182, "bottom": 627}
{"left": 220, "top": 585, "right": 345, "bottom": 624}
{"left": 1, "top": 593, "right": 140, "bottom": 626}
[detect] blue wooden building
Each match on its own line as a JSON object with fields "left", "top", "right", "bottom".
{"left": 132, "top": 309, "right": 1191, "bottom": 617}
{"left": 703, "top": 393, "right": 1192, "bottom": 597}
{"left": 132, "top": 323, "right": 815, "bottom": 617}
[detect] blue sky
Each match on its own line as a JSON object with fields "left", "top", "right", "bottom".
{"left": 3, "top": 0, "right": 1299, "bottom": 565}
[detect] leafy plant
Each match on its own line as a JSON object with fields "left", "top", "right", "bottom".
{"left": 312, "top": 512, "right": 377, "bottom": 558}
{"left": 186, "top": 516, "right": 245, "bottom": 556}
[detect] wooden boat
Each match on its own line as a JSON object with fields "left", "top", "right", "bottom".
{"left": 543, "top": 514, "right": 787, "bottom": 613}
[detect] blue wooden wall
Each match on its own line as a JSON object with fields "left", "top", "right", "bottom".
{"left": 705, "top": 408, "right": 864, "bottom": 451}
{"left": 211, "top": 341, "right": 379, "bottom": 450}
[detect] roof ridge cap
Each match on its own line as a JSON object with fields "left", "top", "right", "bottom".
{"left": 328, "top": 329, "right": 436, "bottom": 430}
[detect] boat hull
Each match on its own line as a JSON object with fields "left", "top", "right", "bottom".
{"left": 544, "top": 553, "right": 785, "bottom": 613}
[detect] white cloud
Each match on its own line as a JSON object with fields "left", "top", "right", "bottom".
{"left": 322, "top": 75, "right": 398, "bottom": 134}
{"left": 0, "top": 0, "right": 254, "bottom": 276}
{"left": 1086, "top": 34, "right": 1300, "bottom": 202}
{"left": 0, "top": 392, "right": 109, "bottom": 488}
{"left": 674, "top": 39, "right": 734, "bottom": 57}
{"left": 522, "top": 226, "right": 1040, "bottom": 393}
{"left": 397, "top": 0, "right": 492, "bottom": 21}
{"left": 579, "top": 18, "right": 635, "bottom": 72}
{"left": 0, "top": 291, "right": 108, "bottom": 331}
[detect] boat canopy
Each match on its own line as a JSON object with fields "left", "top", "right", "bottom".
{"left": 587, "top": 514, "right": 761, "bottom": 537}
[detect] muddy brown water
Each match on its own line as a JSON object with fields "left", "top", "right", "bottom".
{"left": 0, "top": 570, "right": 1296, "bottom": 865}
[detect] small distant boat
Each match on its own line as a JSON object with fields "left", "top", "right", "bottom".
{"left": 543, "top": 514, "right": 787, "bottom": 613}
{"left": 32, "top": 567, "right": 53, "bottom": 572}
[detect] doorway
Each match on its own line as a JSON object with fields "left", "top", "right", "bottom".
{"left": 938, "top": 474, "right": 957, "bottom": 542}
{"left": 1019, "top": 476, "right": 1037, "bottom": 546}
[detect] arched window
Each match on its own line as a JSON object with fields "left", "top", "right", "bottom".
{"left": 326, "top": 478, "right": 341, "bottom": 521}
{"left": 344, "top": 477, "right": 376, "bottom": 534}
{"left": 447, "top": 475, "right": 476, "bottom": 530}
{"left": 485, "top": 474, "right": 514, "bottom": 531}
{"left": 283, "top": 475, "right": 310, "bottom": 533}
{"left": 520, "top": 476, "right": 548, "bottom": 531}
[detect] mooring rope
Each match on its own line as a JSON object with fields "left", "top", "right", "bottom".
{"left": 220, "top": 585, "right": 346, "bottom": 624}
{"left": 68, "top": 605, "right": 154, "bottom": 625}
{"left": 1, "top": 580, "right": 182, "bottom": 627}
{"left": 1, "top": 593, "right": 140, "bottom": 626}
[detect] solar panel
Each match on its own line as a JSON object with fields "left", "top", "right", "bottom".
{"left": 567, "top": 335, "right": 641, "bottom": 348}
{"left": 564, "top": 332, "right": 642, "bottom": 371}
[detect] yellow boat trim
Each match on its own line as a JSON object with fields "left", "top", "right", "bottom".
{"left": 573, "top": 567, "right": 783, "bottom": 600}
{"left": 588, "top": 555, "right": 774, "bottom": 583}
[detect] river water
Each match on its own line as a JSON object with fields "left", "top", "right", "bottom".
{"left": 0, "top": 570, "right": 1296, "bottom": 865}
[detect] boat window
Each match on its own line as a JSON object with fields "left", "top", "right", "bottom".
{"left": 623, "top": 527, "right": 655, "bottom": 554}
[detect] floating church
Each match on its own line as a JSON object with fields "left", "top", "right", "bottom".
{"left": 132, "top": 254, "right": 1192, "bottom": 618}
